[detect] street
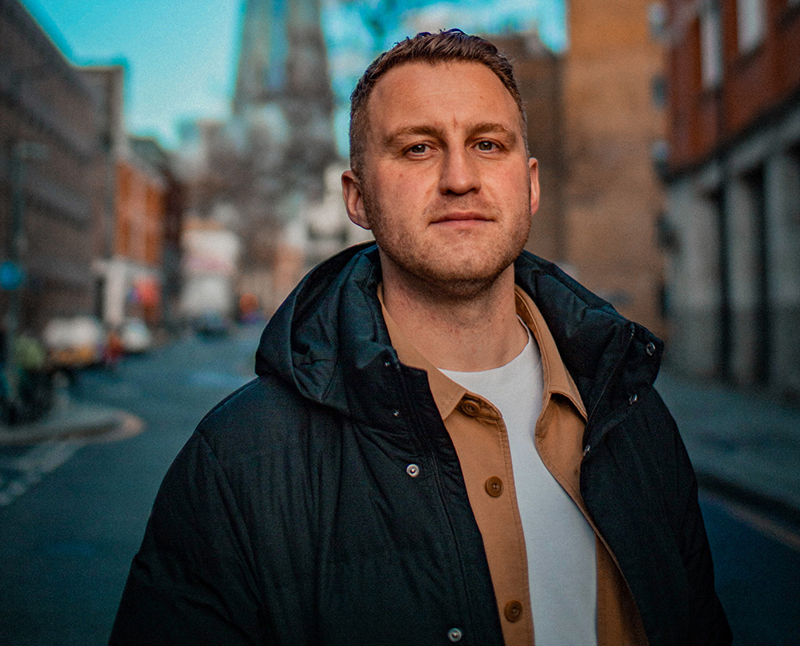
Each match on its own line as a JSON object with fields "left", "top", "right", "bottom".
{"left": 0, "top": 325, "right": 259, "bottom": 645}
{"left": 0, "top": 325, "right": 798, "bottom": 645}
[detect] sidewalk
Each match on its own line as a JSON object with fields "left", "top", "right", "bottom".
{"left": 656, "top": 371, "right": 800, "bottom": 526}
{"left": 0, "top": 397, "right": 143, "bottom": 447}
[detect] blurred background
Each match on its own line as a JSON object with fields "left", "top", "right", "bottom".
{"left": 0, "top": 0, "right": 798, "bottom": 644}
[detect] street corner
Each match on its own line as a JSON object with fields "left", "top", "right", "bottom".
{"left": 0, "top": 404, "right": 146, "bottom": 447}
{"left": 85, "top": 411, "right": 146, "bottom": 444}
{"left": 0, "top": 406, "right": 145, "bottom": 508}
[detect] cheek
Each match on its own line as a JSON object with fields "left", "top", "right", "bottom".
{"left": 388, "top": 170, "right": 411, "bottom": 193}
{"left": 383, "top": 175, "right": 420, "bottom": 210}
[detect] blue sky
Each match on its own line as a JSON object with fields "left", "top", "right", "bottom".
{"left": 21, "top": 0, "right": 566, "bottom": 154}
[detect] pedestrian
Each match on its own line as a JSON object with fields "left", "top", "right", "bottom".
{"left": 110, "top": 30, "right": 731, "bottom": 645}
{"left": 104, "top": 328, "right": 124, "bottom": 373}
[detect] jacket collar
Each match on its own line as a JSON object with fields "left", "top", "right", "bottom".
{"left": 255, "top": 244, "right": 662, "bottom": 434}
{"left": 379, "top": 283, "right": 587, "bottom": 422}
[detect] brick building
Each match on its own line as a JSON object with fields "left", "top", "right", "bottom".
{"left": 561, "top": 0, "right": 668, "bottom": 337}
{"left": 493, "top": 2, "right": 668, "bottom": 338}
{"left": 0, "top": 0, "right": 103, "bottom": 334}
{"left": 663, "top": 0, "right": 800, "bottom": 393}
{"left": 81, "top": 65, "right": 174, "bottom": 328}
{"left": 130, "top": 136, "right": 184, "bottom": 329}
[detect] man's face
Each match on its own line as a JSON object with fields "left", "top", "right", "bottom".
{"left": 343, "top": 61, "right": 539, "bottom": 299}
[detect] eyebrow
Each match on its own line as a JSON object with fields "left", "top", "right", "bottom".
{"left": 470, "top": 122, "right": 518, "bottom": 145}
{"left": 382, "top": 125, "right": 443, "bottom": 149}
{"left": 382, "top": 122, "right": 519, "bottom": 149}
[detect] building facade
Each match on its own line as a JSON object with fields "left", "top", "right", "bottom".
{"left": 562, "top": 0, "right": 669, "bottom": 337}
{"left": 131, "top": 137, "right": 184, "bottom": 331}
{"left": 81, "top": 65, "right": 174, "bottom": 329}
{"left": 664, "top": 0, "right": 800, "bottom": 394}
{"left": 0, "top": 0, "right": 102, "bottom": 334}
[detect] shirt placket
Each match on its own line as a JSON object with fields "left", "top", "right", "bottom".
{"left": 446, "top": 392, "right": 535, "bottom": 646}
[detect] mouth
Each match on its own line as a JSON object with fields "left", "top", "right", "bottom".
{"left": 431, "top": 212, "right": 492, "bottom": 225}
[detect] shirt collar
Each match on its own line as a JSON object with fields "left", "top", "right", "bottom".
{"left": 513, "top": 285, "right": 586, "bottom": 419}
{"left": 378, "top": 283, "right": 586, "bottom": 421}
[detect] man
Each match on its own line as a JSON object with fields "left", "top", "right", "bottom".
{"left": 111, "top": 30, "right": 731, "bottom": 645}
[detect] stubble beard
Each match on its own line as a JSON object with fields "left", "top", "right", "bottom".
{"left": 361, "top": 182, "right": 532, "bottom": 302}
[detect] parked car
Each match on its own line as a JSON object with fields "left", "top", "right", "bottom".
{"left": 42, "top": 316, "right": 105, "bottom": 368}
{"left": 119, "top": 318, "right": 153, "bottom": 354}
{"left": 192, "top": 311, "right": 231, "bottom": 338}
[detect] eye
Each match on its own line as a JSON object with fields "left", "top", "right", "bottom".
{"left": 476, "top": 140, "right": 499, "bottom": 152}
{"left": 407, "top": 143, "right": 429, "bottom": 155}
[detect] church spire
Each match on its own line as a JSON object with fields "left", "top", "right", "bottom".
{"left": 232, "top": 0, "right": 332, "bottom": 115}
{"left": 232, "top": 0, "right": 286, "bottom": 113}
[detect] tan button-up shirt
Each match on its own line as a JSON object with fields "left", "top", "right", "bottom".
{"left": 379, "top": 285, "right": 647, "bottom": 645}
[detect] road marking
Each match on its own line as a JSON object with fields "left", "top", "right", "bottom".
{"left": 704, "top": 492, "right": 800, "bottom": 552}
{"left": 0, "top": 439, "right": 84, "bottom": 507}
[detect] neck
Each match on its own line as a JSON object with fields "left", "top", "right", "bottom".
{"left": 381, "top": 262, "right": 527, "bottom": 372}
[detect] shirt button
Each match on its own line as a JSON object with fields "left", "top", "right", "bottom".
{"left": 447, "top": 627, "right": 463, "bottom": 642}
{"left": 504, "top": 600, "right": 524, "bottom": 622}
{"left": 646, "top": 341, "right": 656, "bottom": 356}
{"left": 406, "top": 463, "right": 420, "bottom": 477}
{"left": 460, "top": 397, "right": 481, "bottom": 417}
{"left": 485, "top": 476, "right": 504, "bottom": 497}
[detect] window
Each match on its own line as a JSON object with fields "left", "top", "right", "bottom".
{"left": 648, "top": 2, "right": 668, "bottom": 41}
{"left": 700, "top": 0, "right": 724, "bottom": 88}
{"left": 651, "top": 74, "right": 667, "bottom": 108}
{"left": 736, "top": 0, "right": 766, "bottom": 53}
{"left": 788, "top": 145, "right": 800, "bottom": 225}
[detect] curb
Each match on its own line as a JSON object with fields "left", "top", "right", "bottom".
{"left": 0, "top": 408, "right": 145, "bottom": 446}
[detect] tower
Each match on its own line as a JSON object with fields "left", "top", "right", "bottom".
{"left": 230, "top": 0, "right": 338, "bottom": 307}
{"left": 232, "top": 0, "right": 335, "bottom": 200}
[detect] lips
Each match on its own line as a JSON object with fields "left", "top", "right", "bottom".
{"left": 431, "top": 212, "right": 492, "bottom": 223}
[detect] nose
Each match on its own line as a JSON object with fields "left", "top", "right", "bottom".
{"left": 438, "top": 147, "right": 481, "bottom": 195}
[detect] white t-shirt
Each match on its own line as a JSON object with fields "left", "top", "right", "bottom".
{"left": 440, "top": 323, "right": 597, "bottom": 646}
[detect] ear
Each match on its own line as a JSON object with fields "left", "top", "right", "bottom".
{"left": 342, "top": 170, "right": 371, "bottom": 230}
{"left": 528, "top": 158, "right": 540, "bottom": 215}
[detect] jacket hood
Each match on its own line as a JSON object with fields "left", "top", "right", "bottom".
{"left": 255, "top": 243, "right": 398, "bottom": 425}
{"left": 255, "top": 244, "right": 663, "bottom": 433}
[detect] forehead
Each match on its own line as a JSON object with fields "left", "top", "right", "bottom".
{"left": 366, "top": 61, "right": 521, "bottom": 136}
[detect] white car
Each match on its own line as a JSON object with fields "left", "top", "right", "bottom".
{"left": 119, "top": 318, "right": 153, "bottom": 354}
{"left": 42, "top": 316, "right": 105, "bottom": 367}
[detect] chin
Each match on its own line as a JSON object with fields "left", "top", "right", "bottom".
{"left": 376, "top": 230, "right": 527, "bottom": 299}
{"left": 408, "top": 259, "right": 515, "bottom": 300}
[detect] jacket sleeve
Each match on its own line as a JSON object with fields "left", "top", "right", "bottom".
{"left": 109, "top": 431, "right": 265, "bottom": 645}
{"left": 656, "top": 391, "right": 732, "bottom": 645}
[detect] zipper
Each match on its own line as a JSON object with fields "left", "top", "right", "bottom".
{"left": 397, "top": 367, "right": 482, "bottom": 643}
{"left": 584, "top": 324, "right": 635, "bottom": 454}
{"left": 578, "top": 324, "right": 649, "bottom": 639}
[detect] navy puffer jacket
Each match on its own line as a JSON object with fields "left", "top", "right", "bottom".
{"left": 110, "top": 244, "right": 731, "bottom": 645}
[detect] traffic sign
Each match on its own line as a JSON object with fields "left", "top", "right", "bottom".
{"left": 0, "top": 261, "right": 24, "bottom": 290}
